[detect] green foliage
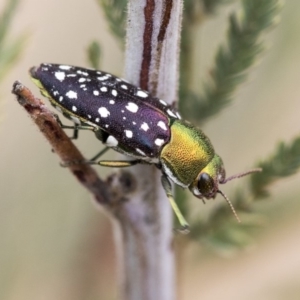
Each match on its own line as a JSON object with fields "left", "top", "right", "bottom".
{"left": 189, "top": 189, "right": 265, "bottom": 253}
{"left": 184, "top": 0, "right": 233, "bottom": 25}
{"left": 180, "top": 0, "right": 281, "bottom": 125}
{"left": 251, "top": 137, "right": 300, "bottom": 199}
{"left": 192, "top": 212, "right": 264, "bottom": 254}
{"left": 87, "top": 41, "right": 102, "bottom": 69}
{"left": 91, "top": 0, "right": 126, "bottom": 64}
{"left": 0, "top": 0, "right": 26, "bottom": 81}
{"left": 96, "top": 0, "right": 127, "bottom": 44}
{"left": 201, "top": 0, "right": 233, "bottom": 15}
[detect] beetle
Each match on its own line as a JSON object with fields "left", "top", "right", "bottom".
{"left": 30, "top": 63, "right": 261, "bottom": 230}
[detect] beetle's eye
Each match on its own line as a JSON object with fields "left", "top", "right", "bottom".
{"left": 197, "top": 173, "right": 215, "bottom": 196}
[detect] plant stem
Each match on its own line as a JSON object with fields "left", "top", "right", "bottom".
{"left": 113, "top": 0, "right": 183, "bottom": 299}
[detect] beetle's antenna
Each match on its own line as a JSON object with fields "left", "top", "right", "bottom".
{"left": 217, "top": 190, "right": 241, "bottom": 223}
{"left": 220, "top": 168, "right": 262, "bottom": 184}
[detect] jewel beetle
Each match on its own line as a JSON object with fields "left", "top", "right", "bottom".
{"left": 30, "top": 63, "right": 261, "bottom": 230}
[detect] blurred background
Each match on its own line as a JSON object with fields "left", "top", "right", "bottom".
{"left": 0, "top": 0, "right": 300, "bottom": 299}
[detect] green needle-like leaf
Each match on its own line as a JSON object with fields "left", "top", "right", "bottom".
{"left": 251, "top": 137, "right": 300, "bottom": 199}
{"left": 0, "top": 0, "right": 19, "bottom": 49}
{"left": 0, "top": 0, "right": 26, "bottom": 82}
{"left": 96, "top": 0, "right": 127, "bottom": 44}
{"left": 180, "top": 0, "right": 281, "bottom": 125}
{"left": 87, "top": 41, "right": 102, "bottom": 69}
{"left": 0, "top": 34, "right": 27, "bottom": 81}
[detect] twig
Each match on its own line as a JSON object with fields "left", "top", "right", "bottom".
{"left": 12, "top": 81, "right": 111, "bottom": 205}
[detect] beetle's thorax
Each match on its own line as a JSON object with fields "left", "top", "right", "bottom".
{"left": 160, "top": 119, "right": 215, "bottom": 188}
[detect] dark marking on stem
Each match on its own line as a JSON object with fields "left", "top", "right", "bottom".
{"left": 140, "top": 0, "right": 155, "bottom": 90}
{"left": 157, "top": 0, "right": 173, "bottom": 43}
{"left": 152, "top": 0, "right": 173, "bottom": 94}
{"left": 43, "top": 119, "right": 63, "bottom": 140}
{"left": 73, "top": 170, "right": 87, "bottom": 183}
{"left": 19, "top": 101, "right": 41, "bottom": 115}
{"left": 23, "top": 103, "right": 38, "bottom": 114}
{"left": 119, "top": 171, "right": 137, "bottom": 194}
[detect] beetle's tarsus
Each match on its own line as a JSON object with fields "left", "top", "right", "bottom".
{"left": 174, "top": 224, "right": 190, "bottom": 234}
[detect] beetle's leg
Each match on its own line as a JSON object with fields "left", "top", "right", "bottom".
{"left": 161, "top": 174, "right": 190, "bottom": 233}
{"left": 89, "top": 147, "right": 110, "bottom": 161}
{"left": 54, "top": 114, "right": 94, "bottom": 139}
{"left": 62, "top": 155, "right": 142, "bottom": 168}
{"left": 88, "top": 159, "right": 142, "bottom": 168}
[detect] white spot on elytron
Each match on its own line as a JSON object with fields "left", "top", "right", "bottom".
{"left": 105, "top": 124, "right": 109, "bottom": 128}
{"left": 88, "top": 115, "right": 91, "bottom": 119}
{"left": 167, "top": 109, "right": 177, "bottom": 118}
{"left": 67, "top": 74, "right": 77, "bottom": 77}
{"left": 176, "top": 112, "right": 181, "bottom": 119}
{"left": 136, "top": 148, "right": 146, "bottom": 156}
{"left": 80, "top": 84, "right": 86, "bottom": 88}
{"left": 77, "top": 70, "right": 88, "bottom": 76}
{"left": 159, "top": 99, "right": 167, "bottom": 106}
{"left": 98, "top": 75, "right": 109, "bottom": 81}
{"left": 132, "top": 121, "right": 136, "bottom": 125}
{"left": 95, "top": 118, "right": 100, "bottom": 122}
{"left": 136, "top": 90, "right": 148, "bottom": 98}
{"left": 141, "top": 122, "right": 149, "bottom": 132}
{"left": 123, "top": 117, "right": 126, "bottom": 120}
{"left": 116, "top": 78, "right": 122, "bottom": 82}
{"left": 93, "top": 90, "right": 100, "bottom": 96}
{"left": 53, "top": 91, "right": 59, "bottom": 96}
{"left": 98, "top": 107, "right": 110, "bottom": 118}
{"left": 66, "top": 90, "right": 77, "bottom": 99}
{"left": 125, "top": 130, "right": 133, "bottom": 138}
{"left": 55, "top": 71, "right": 65, "bottom": 82}
{"left": 121, "top": 110, "right": 124, "bottom": 113}
{"left": 155, "top": 138, "right": 164, "bottom": 146}
{"left": 78, "top": 78, "right": 86, "bottom": 83}
{"left": 59, "top": 65, "right": 72, "bottom": 70}
{"left": 121, "top": 84, "right": 128, "bottom": 90}
{"left": 42, "top": 67, "right": 48, "bottom": 71}
{"left": 112, "top": 89, "right": 118, "bottom": 97}
{"left": 59, "top": 96, "right": 63, "bottom": 102}
{"left": 100, "top": 86, "right": 108, "bottom": 92}
{"left": 106, "top": 135, "right": 118, "bottom": 147}
{"left": 157, "top": 121, "right": 167, "bottom": 131}
{"left": 126, "top": 102, "right": 138, "bottom": 113}
{"left": 97, "top": 71, "right": 102, "bottom": 75}
{"left": 71, "top": 116, "right": 80, "bottom": 124}
{"left": 109, "top": 100, "right": 115, "bottom": 104}
{"left": 72, "top": 106, "right": 77, "bottom": 112}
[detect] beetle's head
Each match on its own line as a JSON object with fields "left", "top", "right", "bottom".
{"left": 189, "top": 154, "right": 262, "bottom": 222}
{"left": 189, "top": 154, "right": 225, "bottom": 200}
